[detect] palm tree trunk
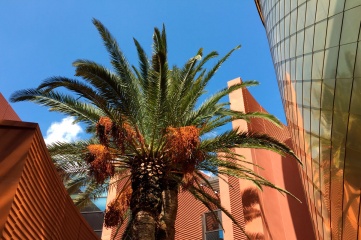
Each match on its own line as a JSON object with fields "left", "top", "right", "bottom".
{"left": 129, "top": 157, "right": 164, "bottom": 240}
{"left": 131, "top": 210, "right": 156, "bottom": 240}
{"left": 157, "top": 180, "right": 179, "bottom": 240}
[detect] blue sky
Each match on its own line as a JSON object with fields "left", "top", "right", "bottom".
{"left": 0, "top": 1, "right": 284, "bottom": 142}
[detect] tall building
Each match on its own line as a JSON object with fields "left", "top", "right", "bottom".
{"left": 255, "top": 0, "right": 361, "bottom": 239}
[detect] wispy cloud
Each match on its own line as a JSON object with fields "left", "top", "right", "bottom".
{"left": 44, "top": 116, "right": 83, "bottom": 145}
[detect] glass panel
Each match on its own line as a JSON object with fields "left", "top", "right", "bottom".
{"left": 312, "top": 51, "right": 324, "bottom": 80}
{"left": 284, "top": 38, "right": 290, "bottom": 59}
{"left": 345, "top": 0, "right": 361, "bottom": 10}
{"left": 342, "top": 148, "right": 361, "bottom": 240}
{"left": 290, "top": 10, "right": 298, "bottom": 35}
{"left": 340, "top": 6, "right": 361, "bottom": 45}
{"left": 355, "top": 44, "right": 361, "bottom": 78}
{"left": 303, "top": 54, "right": 312, "bottom": 80}
{"left": 316, "top": 0, "right": 330, "bottom": 22}
{"left": 337, "top": 43, "right": 357, "bottom": 79}
{"left": 314, "top": 20, "right": 327, "bottom": 51}
{"left": 334, "top": 78, "right": 353, "bottom": 112}
{"left": 297, "top": 4, "right": 306, "bottom": 31}
{"left": 290, "top": 34, "right": 296, "bottom": 58}
{"left": 311, "top": 80, "right": 322, "bottom": 108}
{"left": 296, "top": 57, "right": 303, "bottom": 80}
{"left": 320, "top": 109, "right": 333, "bottom": 140}
{"left": 325, "top": 13, "right": 343, "bottom": 49}
{"left": 296, "top": 81, "right": 303, "bottom": 107}
{"left": 290, "top": 0, "right": 297, "bottom": 11}
{"left": 346, "top": 113, "right": 361, "bottom": 152}
{"left": 350, "top": 78, "right": 361, "bottom": 115}
{"left": 290, "top": 58, "right": 296, "bottom": 80}
{"left": 280, "top": 19, "right": 285, "bottom": 43}
{"left": 329, "top": 0, "right": 346, "bottom": 16}
{"left": 306, "top": 0, "right": 317, "bottom": 27}
{"left": 296, "top": 30, "right": 305, "bottom": 57}
{"left": 311, "top": 109, "right": 321, "bottom": 135}
{"left": 285, "top": 0, "right": 290, "bottom": 16}
{"left": 304, "top": 26, "right": 314, "bottom": 54}
{"left": 285, "top": 14, "right": 290, "bottom": 38}
{"left": 323, "top": 47, "right": 339, "bottom": 79}
{"left": 303, "top": 107, "right": 311, "bottom": 133}
{"left": 330, "top": 116, "right": 346, "bottom": 239}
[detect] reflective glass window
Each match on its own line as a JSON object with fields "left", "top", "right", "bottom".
{"left": 321, "top": 78, "right": 335, "bottom": 111}
{"left": 305, "top": 0, "right": 317, "bottom": 27}
{"left": 285, "top": 14, "right": 290, "bottom": 37}
{"left": 304, "top": 26, "right": 314, "bottom": 54}
{"left": 285, "top": 0, "right": 290, "bottom": 15}
{"left": 350, "top": 78, "right": 361, "bottom": 115}
{"left": 346, "top": 114, "right": 361, "bottom": 156}
{"left": 296, "top": 30, "right": 305, "bottom": 57}
{"left": 311, "top": 109, "right": 321, "bottom": 135}
{"left": 329, "top": 0, "right": 346, "bottom": 17}
{"left": 297, "top": 4, "right": 306, "bottom": 31}
{"left": 311, "top": 81, "right": 322, "bottom": 108}
{"left": 354, "top": 44, "right": 361, "bottom": 78}
{"left": 290, "top": 34, "right": 296, "bottom": 58}
{"left": 290, "top": 10, "right": 298, "bottom": 35}
{"left": 314, "top": 20, "right": 327, "bottom": 51}
{"left": 316, "top": 0, "right": 330, "bottom": 22}
{"left": 323, "top": 47, "right": 339, "bottom": 79}
{"left": 340, "top": 6, "right": 361, "bottom": 45}
{"left": 296, "top": 57, "right": 304, "bottom": 80}
{"left": 337, "top": 43, "right": 357, "bottom": 79}
{"left": 334, "top": 78, "right": 353, "bottom": 112}
{"left": 325, "top": 13, "right": 343, "bottom": 49}
{"left": 319, "top": 109, "right": 332, "bottom": 140}
{"left": 345, "top": 0, "right": 361, "bottom": 10}
{"left": 312, "top": 51, "right": 324, "bottom": 80}
{"left": 303, "top": 54, "right": 312, "bottom": 80}
{"left": 303, "top": 106, "right": 311, "bottom": 133}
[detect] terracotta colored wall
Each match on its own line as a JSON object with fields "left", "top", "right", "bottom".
{"left": 0, "top": 93, "right": 20, "bottom": 121}
{"left": 226, "top": 78, "right": 315, "bottom": 240}
{"left": 0, "top": 121, "right": 99, "bottom": 240}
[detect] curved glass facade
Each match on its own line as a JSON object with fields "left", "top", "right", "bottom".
{"left": 256, "top": 0, "right": 361, "bottom": 239}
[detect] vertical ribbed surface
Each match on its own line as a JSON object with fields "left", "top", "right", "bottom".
{"left": 228, "top": 176, "right": 248, "bottom": 240}
{"left": 0, "top": 121, "right": 99, "bottom": 240}
{"left": 175, "top": 190, "right": 208, "bottom": 239}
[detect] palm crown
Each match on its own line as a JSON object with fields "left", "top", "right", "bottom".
{"left": 11, "top": 19, "right": 300, "bottom": 240}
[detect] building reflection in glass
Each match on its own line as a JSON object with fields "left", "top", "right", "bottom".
{"left": 255, "top": 0, "right": 361, "bottom": 239}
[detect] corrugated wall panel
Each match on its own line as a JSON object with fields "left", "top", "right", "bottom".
{"left": 0, "top": 121, "right": 99, "bottom": 240}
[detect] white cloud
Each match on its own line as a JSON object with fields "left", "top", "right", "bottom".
{"left": 44, "top": 116, "right": 83, "bottom": 145}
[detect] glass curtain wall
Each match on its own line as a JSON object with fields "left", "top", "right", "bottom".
{"left": 255, "top": 0, "right": 361, "bottom": 239}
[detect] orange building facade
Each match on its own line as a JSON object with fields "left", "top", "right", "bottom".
{"left": 0, "top": 94, "right": 99, "bottom": 240}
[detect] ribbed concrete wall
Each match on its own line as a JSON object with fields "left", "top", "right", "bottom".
{"left": 0, "top": 121, "right": 99, "bottom": 240}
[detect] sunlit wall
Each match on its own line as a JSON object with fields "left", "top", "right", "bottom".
{"left": 255, "top": 0, "right": 361, "bottom": 239}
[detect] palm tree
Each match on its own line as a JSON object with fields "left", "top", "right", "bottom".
{"left": 11, "top": 19, "right": 301, "bottom": 240}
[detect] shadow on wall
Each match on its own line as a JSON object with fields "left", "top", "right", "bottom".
{"left": 242, "top": 187, "right": 265, "bottom": 240}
